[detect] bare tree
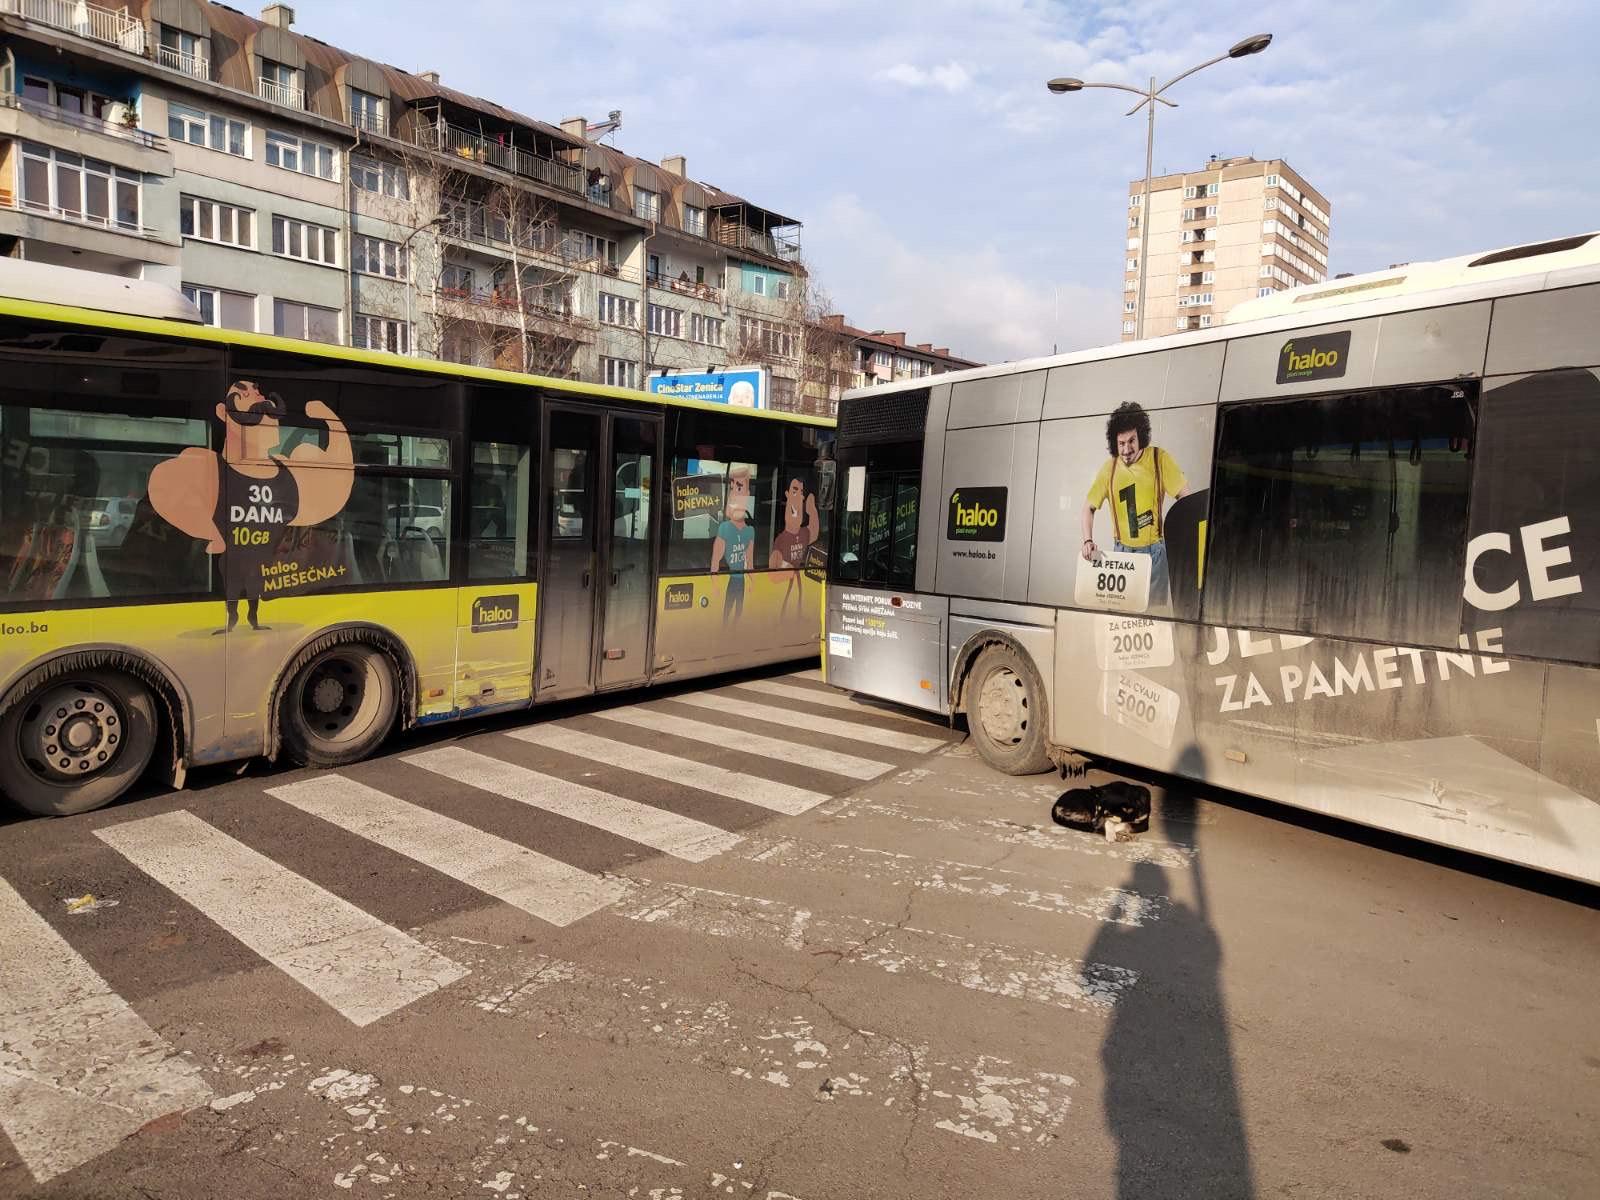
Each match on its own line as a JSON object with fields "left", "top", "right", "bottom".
{"left": 724, "top": 258, "right": 853, "bottom": 415}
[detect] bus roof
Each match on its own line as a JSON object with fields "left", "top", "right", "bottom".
{"left": 843, "top": 230, "right": 1600, "bottom": 403}
{"left": 0, "top": 258, "right": 204, "bottom": 324}
{"left": 0, "top": 270, "right": 832, "bottom": 429}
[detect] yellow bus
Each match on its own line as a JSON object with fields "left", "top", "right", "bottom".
{"left": 0, "top": 262, "right": 834, "bottom": 816}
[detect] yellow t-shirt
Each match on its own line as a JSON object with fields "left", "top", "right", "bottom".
{"left": 1086, "top": 447, "right": 1186, "bottom": 547}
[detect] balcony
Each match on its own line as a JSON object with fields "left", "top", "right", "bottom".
{"left": 0, "top": 0, "right": 146, "bottom": 52}
{"left": 352, "top": 109, "right": 389, "bottom": 138}
{"left": 415, "top": 118, "right": 582, "bottom": 196}
{"left": 647, "top": 270, "right": 723, "bottom": 305}
{"left": 435, "top": 284, "right": 595, "bottom": 340}
{"left": 441, "top": 202, "right": 642, "bottom": 284}
{"left": 1, "top": 92, "right": 162, "bottom": 150}
{"left": 155, "top": 44, "right": 209, "bottom": 80}
{"left": 258, "top": 78, "right": 304, "bottom": 110}
{"left": 715, "top": 223, "right": 800, "bottom": 263}
{"left": 0, "top": 186, "right": 163, "bottom": 241}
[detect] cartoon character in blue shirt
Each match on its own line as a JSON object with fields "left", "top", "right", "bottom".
{"left": 711, "top": 466, "right": 754, "bottom": 624}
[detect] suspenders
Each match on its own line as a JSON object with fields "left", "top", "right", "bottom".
{"left": 1107, "top": 447, "right": 1164, "bottom": 543}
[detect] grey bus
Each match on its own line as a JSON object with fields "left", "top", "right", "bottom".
{"left": 823, "top": 232, "right": 1600, "bottom": 884}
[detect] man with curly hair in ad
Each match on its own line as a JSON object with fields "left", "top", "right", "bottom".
{"left": 1081, "top": 401, "right": 1188, "bottom": 609}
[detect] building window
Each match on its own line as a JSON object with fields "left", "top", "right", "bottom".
{"left": 633, "top": 188, "right": 659, "bottom": 221}
{"left": 1199, "top": 315, "right": 1213, "bottom": 328}
{"left": 1202, "top": 270, "right": 1215, "bottom": 284}
{"left": 1123, "top": 299, "right": 1136, "bottom": 313}
{"left": 597, "top": 293, "right": 637, "bottom": 326}
{"left": 1124, "top": 279, "right": 1137, "bottom": 293}
{"left": 259, "top": 59, "right": 302, "bottom": 107}
{"left": 440, "top": 263, "right": 475, "bottom": 293}
{"left": 683, "top": 204, "right": 706, "bottom": 237}
{"left": 647, "top": 303, "right": 682, "bottom": 338}
{"left": 265, "top": 130, "right": 337, "bottom": 180}
{"left": 19, "top": 143, "right": 141, "bottom": 231}
{"left": 352, "top": 155, "right": 409, "bottom": 199}
{"left": 601, "top": 356, "right": 639, "bottom": 389}
{"left": 688, "top": 313, "right": 724, "bottom": 346}
{"left": 773, "top": 278, "right": 791, "bottom": 300}
{"left": 749, "top": 273, "right": 767, "bottom": 297}
{"left": 577, "top": 232, "right": 619, "bottom": 267}
{"left": 352, "top": 314, "right": 408, "bottom": 355}
{"left": 1128, "top": 193, "right": 1142, "bottom": 208}
{"left": 157, "top": 26, "right": 208, "bottom": 77}
{"left": 167, "top": 103, "right": 247, "bottom": 156}
{"left": 1176, "top": 316, "right": 1191, "bottom": 331}
{"left": 1183, "top": 185, "right": 1198, "bottom": 199}
{"left": 350, "top": 88, "right": 387, "bottom": 134}
{"left": 181, "top": 284, "right": 254, "bottom": 330}
{"left": 1126, "top": 258, "right": 1138, "bottom": 272}
{"left": 1257, "top": 286, "right": 1275, "bottom": 298}
{"left": 1122, "top": 320, "right": 1136, "bottom": 334}
{"left": 1205, "top": 182, "right": 1219, "bottom": 197}
{"left": 179, "top": 194, "right": 253, "bottom": 247}
{"left": 271, "top": 215, "right": 338, "bottom": 265}
{"left": 352, "top": 233, "right": 406, "bottom": 279}
{"left": 273, "top": 299, "right": 340, "bottom": 344}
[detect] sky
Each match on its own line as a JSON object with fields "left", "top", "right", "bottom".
{"left": 306, "top": 0, "right": 1600, "bottom": 365}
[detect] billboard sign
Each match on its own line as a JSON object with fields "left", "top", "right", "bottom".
{"left": 647, "top": 365, "right": 767, "bottom": 409}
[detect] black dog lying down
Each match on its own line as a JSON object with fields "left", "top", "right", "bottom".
{"left": 1052, "top": 781, "right": 1152, "bottom": 839}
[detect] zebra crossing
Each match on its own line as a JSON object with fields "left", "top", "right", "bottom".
{"left": 0, "top": 668, "right": 1168, "bottom": 1186}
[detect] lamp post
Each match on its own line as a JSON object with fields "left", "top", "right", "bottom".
{"left": 402, "top": 212, "right": 448, "bottom": 356}
{"left": 1049, "top": 34, "right": 1272, "bottom": 341}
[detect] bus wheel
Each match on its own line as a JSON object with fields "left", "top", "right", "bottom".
{"left": 0, "top": 671, "right": 159, "bottom": 816}
{"left": 279, "top": 644, "right": 398, "bottom": 768}
{"left": 966, "top": 644, "right": 1052, "bottom": 776}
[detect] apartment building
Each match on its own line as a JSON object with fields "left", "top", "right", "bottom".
{"left": 0, "top": 0, "right": 810, "bottom": 406}
{"left": 1122, "top": 155, "right": 1331, "bottom": 340}
{"left": 824, "top": 317, "right": 979, "bottom": 386}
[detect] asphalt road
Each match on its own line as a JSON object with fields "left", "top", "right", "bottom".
{"left": 0, "top": 663, "right": 1595, "bottom": 1200}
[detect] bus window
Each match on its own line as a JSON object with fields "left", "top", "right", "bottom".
{"left": 663, "top": 410, "right": 789, "bottom": 575}
{"left": 1465, "top": 369, "right": 1600, "bottom": 665}
{"left": 1204, "top": 384, "right": 1476, "bottom": 647}
{"left": 469, "top": 441, "right": 532, "bottom": 580}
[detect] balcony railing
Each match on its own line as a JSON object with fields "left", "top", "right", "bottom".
{"left": 647, "top": 271, "right": 723, "bottom": 305}
{"left": 0, "top": 0, "right": 146, "bottom": 53}
{"left": 716, "top": 223, "right": 801, "bottom": 263}
{"left": 258, "top": 78, "right": 304, "bottom": 110}
{"left": 0, "top": 187, "right": 160, "bottom": 240}
{"left": 1, "top": 92, "right": 162, "bottom": 149}
{"left": 352, "top": 109, "right": 389, "bottom": 137}
{"left": 415, "top": 118, "right": 583, "bottom": 196}
{"left": 436, "top": 285, "right": 595, "bottom": 335}
{"left": 155, "top": 44, "right": 209, "bottom": 80}
{"left": 440, "top": 203, "right": 643, "bottom": 284}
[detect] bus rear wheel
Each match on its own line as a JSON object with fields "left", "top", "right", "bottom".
{"left": 279, "top": 644, "right": 398, "bottom": 769}
{"left": 965, "top": 644, "right": 1052, "bottom": 776}
{"left": 0, "top": 670, "right": 159, "bottom": 816}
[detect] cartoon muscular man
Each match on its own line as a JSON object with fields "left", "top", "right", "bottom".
{"left": 710, "top": 466, "right": 755, "bottom": 624}
{"left": 769, "top": 476, "right": 818, "bottom": 618}
{"left": 148, "top": 382, "right": 353, "bottom": 631}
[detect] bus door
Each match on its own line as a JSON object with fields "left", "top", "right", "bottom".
{"left": 536, "top": 406, "right": 661, "bottom": 699}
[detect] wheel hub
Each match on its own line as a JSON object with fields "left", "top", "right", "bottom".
{"left": 311, "top": 676, "right": 346, "bottom": 714}
{"left": 22, "top": 683, "right": 124, "bottom": 780}
{"left": 977, "top": 668, "right": 1027, "bottom": 747}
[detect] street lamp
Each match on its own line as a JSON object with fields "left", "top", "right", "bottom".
{"left": 402, "top": 212, "right": 448, "bottom": 356}
{"left": 1048, "top": 33, "right": 1272, "bottom": 340}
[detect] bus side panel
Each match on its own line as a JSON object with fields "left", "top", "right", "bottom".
{"left": 824, "top": 585, "right": 946, "bottom": 714}
{"left": 653, "top": 569, "right": 820, "bottom": 682}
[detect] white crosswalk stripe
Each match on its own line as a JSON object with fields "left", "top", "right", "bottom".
{"left": 736, "top": 677, "right": 933, "bottom": 722}
{"left": 670, "top": 690, "right": 948, "bottom": 753}
{"left": 595, "top": 705, "right": 896, "bottom": 780}
{"left": 404, "top": 745, "right": 743, "bottom": 862}
{"left": 267, "top": 776, "right": 630, "bottom": 925}
{"left": 506, "top": 725, "right": 831, "bottom": 816}
{"left": 95, "top": 810, "right": 467, "bottom": 1026}
{"left": 0, "top": 876, "right": 212, "bottom": 1184}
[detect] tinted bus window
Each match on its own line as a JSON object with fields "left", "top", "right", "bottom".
{"left": 0, "top": 323, "right": 220, "bottom": 606}
{"left": 1204, "top": 384, "right": 1476, "bottom": 648}
{"left": 1465, "top": 370, "right": 1600, "bottom": 664}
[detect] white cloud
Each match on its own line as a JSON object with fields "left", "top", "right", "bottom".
{"left": 876, "top": 61, "right": 973, "bottom": 93}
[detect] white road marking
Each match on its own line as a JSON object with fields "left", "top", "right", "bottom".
{"left": 507, "top": 725, "right": 830, "bottom": 816}
{"left": 404, "top": 745, "right": 742, "bottom": 862}
{"left": 671, "top": 691, "right": 947, "bottom": 754}
{"left": 823, "top": 796, "right": 1198, "bottom": 868}
{"left": 0, "top": 876, "right": 212, "bottom": 1183}
{"left": 266, "top": 776, "right": 630, "bottom": 926}
{"left": 731, "top": 837, "right": 1165, "bottom": 926}
{"left": 94, "top": 811, "right": 466, "bottom": 1026}
{"left": 619, "top": 883, "right": 1138, "bottom": 1013}
{"left": 439, "top": 941, "right": 1076, "bottom": 1148}
{"left": 737, "top": 678, "right": 932, "bottom": 723}
{"left": 790, "top": 668, "right": 824, "bottom": 681}
{"left": 595, "top": 706, "right": 895, "bottom": 781}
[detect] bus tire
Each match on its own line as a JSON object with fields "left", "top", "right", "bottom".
{"left": 279, "top": 643, "right": 398, "bottom": 769}
{"left": 965, "top": 643, "right": 1052, "bottom": 776}
{"left": 0, "top": 670, "right": 159, "bottom": 816}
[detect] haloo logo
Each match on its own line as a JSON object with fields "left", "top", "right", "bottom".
{"left": 471, "top": 593, "right": 519, "bottom": 631}
{"left": 1277, "top": 330, "right": 1351, "bottom": 384}
{"left": 664, "top": 582, "right": 695, "bottom": 610}
{"left": 946, "top": 486, "right": 1007, "bottom": 543}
